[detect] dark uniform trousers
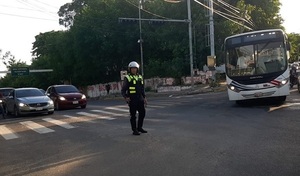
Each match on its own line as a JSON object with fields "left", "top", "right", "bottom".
{"left": 129, "top": 98, "right": 145, "bottom": 131}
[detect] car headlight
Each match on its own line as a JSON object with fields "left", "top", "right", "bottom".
{"left": 59, "top": 96, "right": 66, "bottom": 101}
{"left": 81, "top": 94, "right": 86, "bottom": 99}
{"left": 49, "top": 100, "right": 54, "bottom": 105}
{"left": 19, "top": 102, "right": 28, "bottom": 107}
{"left": 0, "top": 100, "right": 2, "bottom": 103}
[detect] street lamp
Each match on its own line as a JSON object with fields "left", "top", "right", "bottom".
{"left": 138, "top": 0, "right": 144, "bottom": 77}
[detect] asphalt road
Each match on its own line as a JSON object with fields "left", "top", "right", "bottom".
{"left": 0, "top": 89, "right": 300, "bottom": 176}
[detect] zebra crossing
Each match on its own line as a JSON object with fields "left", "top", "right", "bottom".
{"left": 0, "top": 98, "right": 192, "bottom": 141}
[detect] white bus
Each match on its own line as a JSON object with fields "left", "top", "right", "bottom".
{"left": 224, "top": 29, "right": 290, "bottom": 103}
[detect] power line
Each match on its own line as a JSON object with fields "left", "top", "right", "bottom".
{"left": 193, "top": 0, "right": 252, "bottom": 30}
{"left": 16, "top": 0, "right": 57, "bottom": 18}
{"left": 212, "top": 1, "right": 254, "bottom": 27}
{"left": 213, "top": 1, "right": 240, "bottom": 18}
{"left": 0, "top": 4, "right": 57, "bottom": 14}
{"left": 32, "top": 0, "right": 60, "bottom": 10}
{"left": 0, "top": 12, "right": 57, "bottom": 21}
{"left": 214, "top": 8, "right": 254, "bottom": 27}
{"left": 217, "top": 0, "right": 240, "bottom": 13}
{"left": 124, "top": 0, "right": 171, "bottom": 20}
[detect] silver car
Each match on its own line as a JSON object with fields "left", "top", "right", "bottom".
{"left": 6, "top": 88, "right": 54, "bottom": 117}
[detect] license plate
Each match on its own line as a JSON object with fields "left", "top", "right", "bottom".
{"left": 36, "top": 107, "right": 43, "bottom": 111}
{"left": 254, "top": 92, "right": 263, "bottom": 97}
{"left": 73, "top": 101, "right": 79, "bottom": 104}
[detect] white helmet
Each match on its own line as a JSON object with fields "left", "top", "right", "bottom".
{"left": 128, "top": 61, "right": 139, "bottom": 69}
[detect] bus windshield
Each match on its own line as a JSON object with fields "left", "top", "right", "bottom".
{"left": 226, "top": 41, "right": 287, "bottom": 77}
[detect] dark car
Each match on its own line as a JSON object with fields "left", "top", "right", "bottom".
{"left": 46, "top": 85, "right": 87, "bottom": 110}
{"left": 5, "top": 88, "right": 54, "bottom": 117}
{"left": 0, "top": 87, "right": 14, "bottom": 118}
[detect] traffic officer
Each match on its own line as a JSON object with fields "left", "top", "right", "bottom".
{"left": 121, "top": 61, "right": 147, "bottom": 135}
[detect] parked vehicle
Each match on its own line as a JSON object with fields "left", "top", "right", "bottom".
{"left": 5, "top": 88, "right": 54, "bottom": 117}
{"left": 46, "top": 85, "right": 87, "bottom": 110}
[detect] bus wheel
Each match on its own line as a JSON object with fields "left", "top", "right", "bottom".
{"left": 277, "top": 96, "right": 286, "bottom": 102}
{"left": 235, "top": 100, "right": 245, "bottom": 106}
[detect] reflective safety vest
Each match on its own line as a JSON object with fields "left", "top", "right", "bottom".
{"left": 125, "top": 74, "right": 144, "bottom": 94}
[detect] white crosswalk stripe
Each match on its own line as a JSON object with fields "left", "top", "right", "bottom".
{"left": 20, "top": 121, "right": 55, "bottom": 134}
{"left": 77, "top": 112, "right": 115, "bottom": 120}
{"left": 91, "top": 109, "right": 125, "bottom": 116}
{"left": 0, "top": 100, "right": 192, "bottom": 141}
{"left": 105, "top": 106, "right": 129, "bottom": 112}
{"left": 43, "top": 118, "right": 76, "bottom": 129}
{"left": 146, "top": 105, "right": 165, "bottom": 108}
{"left": 0, "top": 125, "right": 18, "bottom": 140}
{"left": 63, "top": 115, "right": 96, "bottom": 123}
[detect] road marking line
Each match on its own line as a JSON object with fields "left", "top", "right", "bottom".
{"left": 43, "top": 118, "right": 75, "bottom": 129}
{"left": 0, "top": 125, "right": 18, "bottom": 140}
{"left": 63, "top": 115, "right": 96, "bottom": 123}
{"left": 91, "top": 110, "right": 124, "bottom": 116}
{"left": 146, "top": 105, "right": 164, "bottom": 108}
{"left": 269, "top": 102, "right": 300, "bottom": 112}
{"left": 20, "top": 121, "right": 55, "bottom": 134}
{"left": 77, "top": 112, "right": 115, "bottom": 120}
{"left": 105, "top": 107, "right": 128, "bottom": 112}
{"left": 63, "top": 115, "right": 80, "bottom": 119}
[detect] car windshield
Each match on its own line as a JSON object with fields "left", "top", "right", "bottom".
{"left": 55, "top": 86, "right": 79, "bottom": 93}
{"left": 16, "top": 89, "right": 44, "bottom": 98}
{"left": 0, "top": 89, "right": 13, "bottom": 97}
{"left": 226, "top": 41, "right": 287, "bottom": 77}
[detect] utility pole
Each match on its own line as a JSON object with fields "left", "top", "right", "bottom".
{"left": 208, "top": 0, "right": 215, "bottom": 57}
{"left": 120, "top": 0, "right": 194, "bottom": 85}
{"left": 187, "top": 0, "right": 194, "bottom": 87}
{"left": 138, "top": 0, "right": 144, "bottom": 77}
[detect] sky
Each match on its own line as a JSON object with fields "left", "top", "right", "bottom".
{"left": 0, "top": 0, "right": 72, "bottom": 70}
{"left": 0, "top": 0, "right": 299, "bottom": 71}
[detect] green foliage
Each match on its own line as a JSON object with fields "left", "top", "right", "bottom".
{"left": 0, "top": 0, "right": 288, "bottom": 88}
{"left": 287, "top": 33, "right": 300, "bottom": 62}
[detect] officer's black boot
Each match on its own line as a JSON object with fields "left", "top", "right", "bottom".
{"left": 137, "top": 114, "right": 147, "bottom": 133}
{"left": 130, "top": 118, "right": 140, "bottom": 135}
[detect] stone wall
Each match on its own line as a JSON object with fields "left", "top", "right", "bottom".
{"left": 86, "top": 71, "right": 213, "bottom": 98}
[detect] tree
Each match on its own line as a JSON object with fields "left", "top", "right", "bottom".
{"left": 287, "top": 33, "right": 300, "bottom": 62}
{"left": 27, "top": 0, "right": 287, "bottom": 87}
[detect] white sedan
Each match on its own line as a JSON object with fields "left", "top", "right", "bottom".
{"left": 5, "top": 88, "right": 54, "bottom": 117}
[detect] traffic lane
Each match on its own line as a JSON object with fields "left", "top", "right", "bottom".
{"left": 1, "top": 92, "right": 300, "bottom": 175}
{"left": 155, "top": 93, "right": 300, "bottom": 175}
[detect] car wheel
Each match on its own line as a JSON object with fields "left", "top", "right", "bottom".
{"left": 81, "top": 105, "right": 86, "bottom": 109}
{"left": 14, "top": 106, "right": 20, "bottom": 117}
{"left": 55, "top": 102, "right": 60, "bottom": 110}
{"left": 48, "top": 111, "right": 54, "bottom": 115}
{"left": 277, "top": 96, "right": 286, "bottom": 103}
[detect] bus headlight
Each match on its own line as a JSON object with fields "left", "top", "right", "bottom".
{"left": 228, "top": 84, "right": 240, "bottom": 92}
{"left": 281, "top": 80, "right": 288, "bottom": 85}
{"left": 279, "top": 78, "right": 289, "bottom": 87}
